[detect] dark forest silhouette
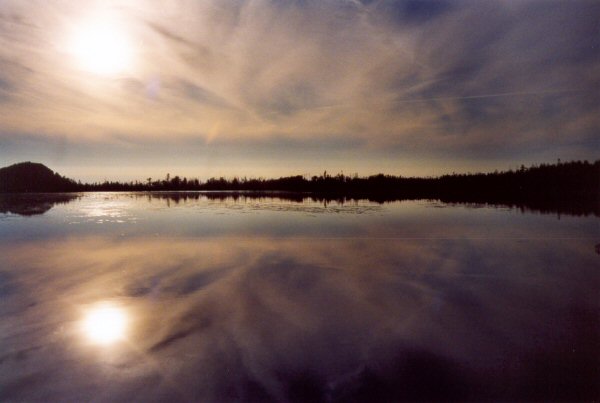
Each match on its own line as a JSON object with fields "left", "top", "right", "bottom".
{"left": 0, "top": 160, "right": 598, "bottom": 216}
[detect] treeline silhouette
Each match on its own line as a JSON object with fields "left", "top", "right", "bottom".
{"left": 1, "top": 160, "right": 598, "bottom": 216}
{"left": 77, "top": 160, "right": 599, "bottom": 216}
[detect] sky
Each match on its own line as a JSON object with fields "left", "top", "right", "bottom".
{"left": 0, "top": 0, "right": 598, "bottom": 182}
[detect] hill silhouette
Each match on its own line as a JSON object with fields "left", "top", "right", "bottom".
{"left": 0, "top": 162, "right": 77, "bottom": 192}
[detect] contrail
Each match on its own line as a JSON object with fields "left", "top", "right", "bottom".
{"left": 393, "top": 88, "right": 583, "bottom": 104}
{"left": 258, "top": 88, "right": 585, "bottom": 121}
{"left": 264, "top": 89, "right": 584, "bottom": 117}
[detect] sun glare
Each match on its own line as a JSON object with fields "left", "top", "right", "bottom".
{"left": 69, "top": 17, "right": 133, "bottom": 75}
{"left": 82, "top": 304, "right": 127, "bottom": 345}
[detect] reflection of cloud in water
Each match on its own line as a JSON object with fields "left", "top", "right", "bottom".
{"left": 0, "top": 236, "right": 597, "bottom": 401}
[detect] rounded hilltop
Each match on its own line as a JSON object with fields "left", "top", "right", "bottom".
{"left": 0, "top": 162, "right": 77, "bottom": 192}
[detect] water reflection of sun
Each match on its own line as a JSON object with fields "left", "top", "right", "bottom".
{"left": 82, "top": 303, "right": 127, "bottom": 345}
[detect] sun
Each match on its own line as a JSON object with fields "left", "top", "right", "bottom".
{"left": 82, "top": 304, "right": 127, "bottom": 345}
{"left": 68, "top": 17, "right": 134, "bottom": 75}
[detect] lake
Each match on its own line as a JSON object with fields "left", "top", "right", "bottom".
{"left": 0, "top": 192, "right": 598, "bottom": 401}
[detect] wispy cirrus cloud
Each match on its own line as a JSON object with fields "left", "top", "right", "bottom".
{"left": 0, "top": 0, "right": 597, "bottom": 177}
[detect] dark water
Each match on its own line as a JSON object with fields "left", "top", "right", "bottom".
{"left": 0, "top": 193, "right": 598, "bottom": 402}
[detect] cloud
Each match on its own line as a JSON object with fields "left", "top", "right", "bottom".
{"left": 0, "top": 0, "right": 597, "bottom": 174}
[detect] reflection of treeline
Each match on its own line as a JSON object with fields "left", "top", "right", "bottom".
{"left": 138, "top": 191, "right": 314, "bottom": 204}
{"left": 0, "top": 193, "right": 79, "bottom": 216}
{"left": 94, "top": 161, "right": 600, "bottom": 215}
{"left": 102, "top": 160, "right": 599, "bottom": 216}
{"left": 3, "top": 160, "right": 598, "bottom": 216}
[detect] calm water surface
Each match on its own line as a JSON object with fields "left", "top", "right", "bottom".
{"left": 0, "top": 193, "right": 598, "bottom": 401}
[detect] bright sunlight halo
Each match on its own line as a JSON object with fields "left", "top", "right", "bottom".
{"left": 68, "top": 18, "right": 133, "bottom": 75}
{"left": 82, "top": 304, "right": 127, "bottom": 345}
